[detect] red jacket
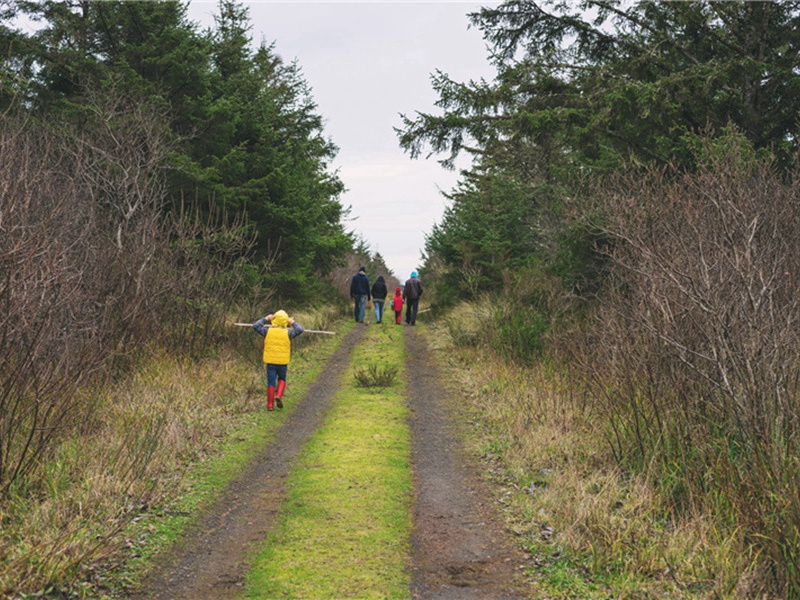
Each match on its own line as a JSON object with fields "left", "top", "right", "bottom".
{"left": 392, "top": 288, "right": 403, "bottom": 311}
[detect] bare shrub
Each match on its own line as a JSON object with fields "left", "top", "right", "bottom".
{"left": 582, "top": 132, "right": 800, "bottom": 594}
{"left": 0, "top": 86, "right": 255, "bottom": 490}
{"left": 0, "top": 116, "right": 106, "bottom": 496}
{"left": 0, "top": 86, "right": 259, "bottom": 593}
{"left": 162, "top": 201, "right": 260, "bottom": 358}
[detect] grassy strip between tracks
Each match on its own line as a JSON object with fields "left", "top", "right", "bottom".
{"left": 246, "top": 323, "right": 411, "bottom": 600}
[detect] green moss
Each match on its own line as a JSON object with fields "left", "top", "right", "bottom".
{"left": 247, "top": 324, "right": 411, "bottom": 599}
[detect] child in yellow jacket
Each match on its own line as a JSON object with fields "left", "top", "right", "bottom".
{"left": 252, "top": 310, "right": 304, "bottom": 410}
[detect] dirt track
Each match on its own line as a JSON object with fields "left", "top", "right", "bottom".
{"left": 405, "top": 328, "right": 528, "bottom": 599}
{"left": 131, "top": 325, "right": 528, "bottom": 599}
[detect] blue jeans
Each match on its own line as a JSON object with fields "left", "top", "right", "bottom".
{"left": 265, "top": 363, "right": 287, "bottom": 387}
{"left": 353, "top": 294, "right": 367, "bottom": 322}
{"left": 373, "top": 300, "right": 385, "bottom": 323}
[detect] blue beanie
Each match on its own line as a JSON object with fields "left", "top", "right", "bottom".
{"left": 410, "top": 271, "right": 418, "bottom": 278}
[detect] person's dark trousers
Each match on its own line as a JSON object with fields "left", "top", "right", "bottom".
{"left": 405, "top": 298, "right": 419, "bottom": 325}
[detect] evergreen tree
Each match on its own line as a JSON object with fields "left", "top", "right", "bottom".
{"left": 401, "top": 1, "right": 800, "bottom": 172}
{"left": 4, "top": 0, "right": 351, "bottom": 301}
{"left": 399, "top": 0, "right": 800, "bottom": 298}
{"left": 194, "top": 1, "right": 351, "bottom": 298}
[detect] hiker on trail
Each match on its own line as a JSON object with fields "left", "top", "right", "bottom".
{"left": 252, "top": 310, "right": 304, "bottom": 411}
{"left": 349, "top": 266, "right": 371, "bottom": 323}
{"left": 403, "top": 271, "right": 423, "bottom": 326}
{"left": 371, "top": 275, "right": 388, "bottom": 324}
{"left": 391, "top": 287, "right": 404, "bottom": 325}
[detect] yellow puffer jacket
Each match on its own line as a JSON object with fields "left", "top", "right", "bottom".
{"left": 263, "top": 326, "right": 291, "bottom": 364}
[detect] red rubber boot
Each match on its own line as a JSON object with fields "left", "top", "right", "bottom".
{"left": 267, "top": 386, "right": 275, "bottom": 411}
{"left": 276, "top": 380, "right": 286, "bottom": 409}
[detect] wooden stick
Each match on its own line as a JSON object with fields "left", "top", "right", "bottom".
{"left": 232, "top": 323, "right": 336, "bottom": 335}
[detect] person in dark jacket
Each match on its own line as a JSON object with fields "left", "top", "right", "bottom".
{"left": 349, "top": 266, "right": 371, "bottom": 323}
{"left": 403, "top": 271, "right": 423, "bottom": 325}
{"left": 371, "top": 275, "right": 388, "bottom": 324}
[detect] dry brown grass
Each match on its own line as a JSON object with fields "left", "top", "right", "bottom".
{"left": 0, "top": 347, "right": 260, "bottom": 596}
{"left": 429, "top": 323, "right": 758, "bottom": 598}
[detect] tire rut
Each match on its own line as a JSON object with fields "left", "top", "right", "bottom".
{"left": 405, "top": 327, "right": 529, "bottom": 599}
{"left": 129, "top": 325, "right": 366, "bottom": 600}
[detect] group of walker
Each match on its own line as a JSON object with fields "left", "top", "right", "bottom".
{"left": 349, "top": 267, "right": 423, "bottom": 326}
{"left": 251, "top": 269, "right": 423, "bottom": 412}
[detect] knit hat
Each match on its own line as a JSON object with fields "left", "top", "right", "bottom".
{"left": 272, "top": 310, "right": 289, "bottom": 327}
{"left": 410, "top": 271, "right": 418, "bottom": 278}
{"left": 359, "top": 266, "right": 366, "bottom": 273}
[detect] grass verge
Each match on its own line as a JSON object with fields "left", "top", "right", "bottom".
{"left": 0, "top": 308, "right": 352, "bottom": 598}
{"left": 246, "top": 323, "right": 411, "bottom": 600}
{"left": 424, "top": 322, "right": 737, "bottom": 599}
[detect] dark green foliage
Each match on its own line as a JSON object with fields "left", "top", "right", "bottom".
{"left": 496, "top": 307, "right": 548, "bottom": 364}
{"left": 400, "top": 0, "right": 800, "bottom": 303}
{"left": 425, "top": 169, "right": 545, "bottom": 298}
{"left": 403, "top": 1, "right": 800, "bottom": 171}
{"left": 3, "top": 0, "right": 351, "bottom": 302}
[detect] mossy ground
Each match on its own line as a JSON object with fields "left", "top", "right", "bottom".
{"left": 246, "top": 324, "right": 411, "bottom": 599}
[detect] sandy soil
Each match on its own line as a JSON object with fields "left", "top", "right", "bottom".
{"left": 129, "top": 324, "right": 529, "bottom": 599}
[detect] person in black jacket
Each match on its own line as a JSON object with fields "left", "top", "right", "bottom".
{"left": 371, "top": 275, "right": 388, "bottom": 324}
{"left": 403, "top": 271, "right": 423, "bottom": 325}
{"left": 349, "top": 266, "right": 371, "bottom": 323}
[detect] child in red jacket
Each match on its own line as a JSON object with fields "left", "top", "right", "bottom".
{"left": 391, "top": 287, "right": 404, "bottom": 325}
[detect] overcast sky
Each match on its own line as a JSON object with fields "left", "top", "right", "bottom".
{"left": 187, "top": 1, "right": 498, "bottom": 282}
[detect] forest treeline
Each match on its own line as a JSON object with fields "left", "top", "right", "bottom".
{"left": 399, "top": 1, "right": 800, "bottom": 596}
